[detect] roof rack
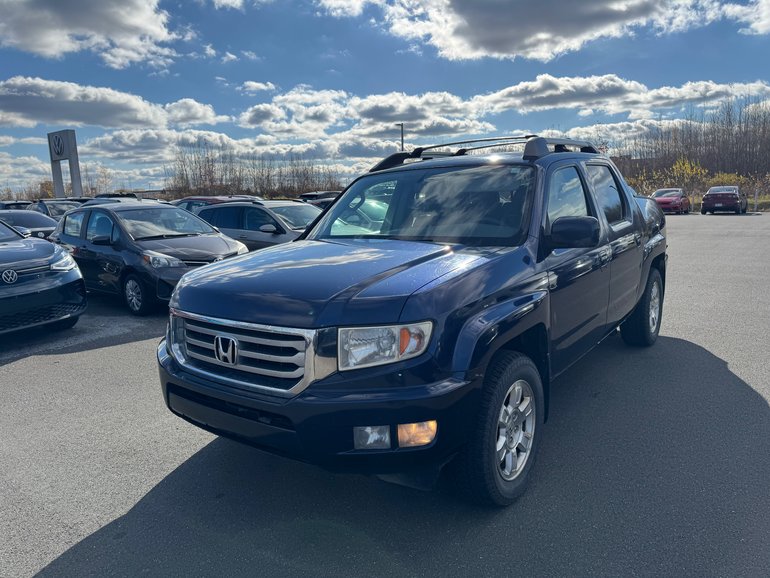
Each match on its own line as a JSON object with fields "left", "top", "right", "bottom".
{"left": 369, "top": 135, "right": 599, "bottom": 172}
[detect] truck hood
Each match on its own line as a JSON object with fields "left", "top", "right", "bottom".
{"left": 172, "top": 238, "right": 490, "bottom": 327}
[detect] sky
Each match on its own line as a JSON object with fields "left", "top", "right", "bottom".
{"left": 1, "top": 0, "right": 770, "bottom": 193}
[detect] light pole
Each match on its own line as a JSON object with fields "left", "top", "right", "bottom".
{"left": 395, "top": 123, "right": 404, "bottom": 151}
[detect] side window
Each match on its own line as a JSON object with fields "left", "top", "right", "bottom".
{"left": 243, "top": 208, "right": 274, "bottom": 230}
{"left": 547, "top": 166, "right": 590, "bottom": 224}
{"left": 585, "top": 164, "right": 627, "bottom": 225}
{"left": 201, "top": 206, "right": 240, "bottom": 228}
{"left": 63, "top": 212, "right": 86, "bottom": 237}
{"left": 86, "top": 211, "right": 115, "bottom": 242}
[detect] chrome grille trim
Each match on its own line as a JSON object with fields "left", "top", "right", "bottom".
{"left": 168, "top": 308, "right": 328, "bottom": 398}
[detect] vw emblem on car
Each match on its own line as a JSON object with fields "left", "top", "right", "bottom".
{"left": 214, "top": 335, "right": 238, "bottom": 365}
{"left": 2, "top": 270, "right": 18, "bottom": 284}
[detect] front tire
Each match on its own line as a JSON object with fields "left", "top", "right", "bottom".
{"left": 451, "top": 352, "right": 544, "bottom": 506}
{"left": 51, "top": 316, "right": 79, "bottom": 331}
{"left": 123, "top": 274, "right": 155, "bottom": 316}
{"left": 621, "top": 268, "right": 663, "bottom": 347}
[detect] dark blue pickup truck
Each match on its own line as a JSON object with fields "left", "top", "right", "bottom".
{"left": 157, "top": 136, "right": 667, "bottom": 505}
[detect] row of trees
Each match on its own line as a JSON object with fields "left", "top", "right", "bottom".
{"left": 164, "top": 142, "right": 343, "bottom": 198}
{"left": 612, "top": 98, "right": 770, "bottom": 197}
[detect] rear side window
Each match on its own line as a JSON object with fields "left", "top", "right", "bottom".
{"left": 63, "top": 212, "right": 85, "bottom": 237}
{"left": 547, "top": 166, "right": 590, "bottom": 224}
{"left": 199, "top": 206, "right": 240, "bottom": 228}
{"left": 585, "top": 164, "right": 626, "bottom": 225}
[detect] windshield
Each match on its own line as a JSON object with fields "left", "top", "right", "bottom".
{"left": 308, "top": 164, "right": 536, "bottom": 246}
{"left": 270, "top": 204, "right": 322, "bottom": 229}
{"left": 119, "top": 207, "right": 215, "bottom": 239}
{"left": 45, "top": 202, "right": 80, "bottom": 217}
{"left": 707, "top": 186, "right": 736, "bottom": 194}
{"left": 652, "top": 190, "right": 681, "bottom": 198}
{"left": 0, "top": 211, "right": 56, "bottom": 227}
{"left": 0, "top": 220, "right": 21, "bottom": 242}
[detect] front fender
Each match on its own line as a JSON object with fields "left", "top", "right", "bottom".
{"left": 451, "top": 290, "right": 548, "bottom": 375}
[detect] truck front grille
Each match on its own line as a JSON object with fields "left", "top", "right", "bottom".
{"left": 169, "top": 309, "right": 322, "bottom": 397}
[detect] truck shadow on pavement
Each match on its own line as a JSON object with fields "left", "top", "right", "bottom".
{"left": 37, "top": 335, "right": 770, "bottom": 577}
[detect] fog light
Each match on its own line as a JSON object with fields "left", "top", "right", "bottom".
{"left": 397, "top": 420, "right": 437, "bottom": 448}
{"left": 353, "top": 425, "right": 391, "bottom": 450}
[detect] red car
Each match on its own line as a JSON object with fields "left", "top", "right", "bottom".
{"left": 651, "top": 188, "right": 690, "bottom": 214}
{"left": 701, "top": 186, "right": 748, "bottom": 214}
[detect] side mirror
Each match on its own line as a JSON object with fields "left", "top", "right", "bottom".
{"left": 91, "top": 235, "right": 112, "bottom": 246}
{"left": 549, "top": 216, "right": 600, "bottom": 249}
{"left": 259, "top": 224, "right": 280, "bottom": 234}
{"left": 15, "top": 226, "right": 31, "bottom": 238}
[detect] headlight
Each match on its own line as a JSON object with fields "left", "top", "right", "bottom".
{"left": 237, "top": 242, "right": 249, "bottom": 255}
{"left": 50, "top": 251, "right": 77, "bottom": 271}
{"left": 338, "top": 322, "right": 432, "bottom": 371}
{"left": 142, "top": 251, "right": 185, "bottom": 268}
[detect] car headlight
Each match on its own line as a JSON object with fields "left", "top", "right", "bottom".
{"left": 142, "top": 251, "right": 186, "bottom": 268}
{"left": 236, "top": 242, "right": 249, "bottom": 255}
{"left": 50, "top": 251, "right": 77, "bottom": 271}
{"left": 338, "top": 322, "right": 432, "bottom": 371}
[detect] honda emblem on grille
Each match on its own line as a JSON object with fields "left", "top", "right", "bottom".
{"left": 2, "top": 270, "right": 18, "bottom": 284}
{"left": 214, "top": 335, "right": 238, "bottom": 365}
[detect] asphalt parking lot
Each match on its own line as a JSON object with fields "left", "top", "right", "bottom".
{"left": 2, "top": 213, "right": 769, "bottom": 577}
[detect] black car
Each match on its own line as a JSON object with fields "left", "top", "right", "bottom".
{"left": 158, "top": 135, "right": 668, "bottom": 506}
{"left": 0, "top": 200, "right": 31, "bottom": 210}
{"left": 0, "top": 220, "right": 86, "bottom": 335}
{"left": 0, "top": 210, "right": 58, "bottom": 239}
{"left": 50, "top": 203, "right": 248, "bottom": 315}
{"left": 26, "top": 199, "right": 82, "bottom": 221}
{"left": 196, "top": 201, "right": 321, "bottom": 251}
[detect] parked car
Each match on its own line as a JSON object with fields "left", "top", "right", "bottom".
{"left": 196, "top": 201, "right": 322, "bottom": 251}
{"left": 158, "top": 135, "right": 667, "bottom": 506}
{"left": 298, "top": 190, "right": 341, "bottom": 203}
{"left": 651, "top": 188, "right": 690, "bottom": 214}
{"left": 0, "top": 200, "right": 31, "bottom": 210}
{"left": 701, "top": 186, "right": 748, "bottom": 214}
{"left": 0, "top": 210, "right": 58, "bottom": 239}
{"left": 172, "top": 195, "right": 262, "bottom": 213}
{"left": 49, "top": 203, "right": 247, "bottom": 315}
{"left": 25, "top": 199, "right": 82, "bottom": 221}
{"left": 0, "top": 220, "right": 86, "bottom": 335}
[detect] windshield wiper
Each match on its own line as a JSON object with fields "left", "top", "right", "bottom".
{"left": 134, "top": 233, "right": 201, "bottom": 240}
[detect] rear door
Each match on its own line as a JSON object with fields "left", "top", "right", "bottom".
{"left": 52, "top": 209, "right": 92, "bottom": 285}
{"left": 198, "top": 205, "right": 243, "bottom": 243}
{"left": 584, "top": 162, "right": 643, "bottom": 326}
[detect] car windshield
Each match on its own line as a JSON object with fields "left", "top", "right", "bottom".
{"left": 309, "top": 164, "right": 536, "bottom": 246}
{"left": 708, "top": 187, "right": 736, "bottom": 193}
{"left": 45, "top": 202, "right": 80, "bottom": 216}
{"left": 0, "top": 221, "right": 21, "bottom": 242}
{"left": 652, "top": 190, "right": 680, "bottom": 198}
{"left": 270, "top": 204, "right": 322, "bottom": 229}
{"left": 119, "top": 207, "right": 215, "bottom": 240}
{"left": 0, "top": 211, "right": 56, "bottom": 227}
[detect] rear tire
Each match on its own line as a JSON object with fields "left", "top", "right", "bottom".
{"left": 621, "top": 268, "right": 663, "bottom": 347}
{"left": 123, "top": 274, "right": 156, "bottom": 316}
{"left": 450, "top": 352, "right": 544, "bottom": 506}
{"left": 700, "top": 208, "right": 707, "bottom": 215}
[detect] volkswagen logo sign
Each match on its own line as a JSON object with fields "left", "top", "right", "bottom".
{"left": 2, "top": 270, "right": 18, "bottom": 284}
{"left": 213, "top": 335, "right": 238, "bottom": 365}
{"left": 52, "top": 135, "right": 64, "bottom": 156}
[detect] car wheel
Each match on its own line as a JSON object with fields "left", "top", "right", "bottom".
{"left": 51, "top": 316, "right": 79, "bottom": 331}
{"left": 700, "top": 208, "right": 707, "bottom": 215}
{"left": 735, "top": 206, "right": 741, "bottom": 215}
{"left": 621, "top": 268, "right": 663, "bottom": 347}
{"left": 451, "top": 351, "right": 544, "bottom": 506}
{"left": 123, "top": 274, "right": 155, "bottom": 316}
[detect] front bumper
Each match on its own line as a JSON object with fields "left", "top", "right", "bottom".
{"left": 157, "top": 340, "right": 479, "bottom": 474}
{"left": 0, "top": 271, "right": 87, "bottom": 334}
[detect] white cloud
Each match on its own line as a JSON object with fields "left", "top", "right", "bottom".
{"left": 239, "top": 81, "right": 277, "bottom": 94}
{"left": 203, "top": 44, "right": 217, "bottom": 58}
{"left": 0, "top": 0, "right": 178, "bottom": 68}
{"left": 0, "top": 76, "right": 228, "bottom": 129}
{"left": 221, "top": 51, "right": 239, "bottom": 63}
{"left": 0, "top": 136, "right": 47, "bottom": 147}
{"left": 241, "top": 50, "right": 261, "bottom": 61}
{"left": 318, "top": 0, "right": 727, "bottom": 61}
{"left": 164, "top": 99, "right": 231, "bottom": 126}
{"left": 723, "top": 0, "right": 770, "bottom": 34}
